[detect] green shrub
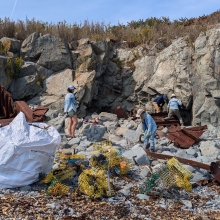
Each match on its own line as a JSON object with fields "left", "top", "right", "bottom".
{"left": 0, "top": 42, "right": 5, "bottom": 55}
{"left": 5, "top": 56, "right": 22, "bottom": 79}
{"left": 13, "top": 56, "right": 22, "bottom": 78}
{"left": 112, "top": 57, "right": 124, "bottom": 69}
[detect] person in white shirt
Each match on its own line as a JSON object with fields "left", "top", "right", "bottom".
{"left": 164, "top": 94, "right": 184, "bottom": 126}
{"left": 64, "top": 85, "right": 78, "bottom": 138}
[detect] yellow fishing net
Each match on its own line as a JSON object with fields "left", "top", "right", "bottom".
{"left": 140, "top": 157, "right": 193, "bottom": 194}
{"left": 90, "top": 140, "right": 131, "bottom": 174}
{"left": 41, "top": 151, "right": 86, "bottom": 195}
{"left": 78, "top": 168, "right": 115, "bottom": 199}
{"left": 78, "top": 140, "right": 131, "bottom": 198}
{"left": 46, "top": 178, "right": 69, "bottom": 196}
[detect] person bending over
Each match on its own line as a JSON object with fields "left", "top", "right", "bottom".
{"left": 136, "top": 109, "right": 157, "bottom": 152}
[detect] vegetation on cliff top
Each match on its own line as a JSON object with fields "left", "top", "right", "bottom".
{"left": 0, "top": 10, "right": 220, "bottom": 47}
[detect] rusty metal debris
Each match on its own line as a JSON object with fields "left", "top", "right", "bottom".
{"left": 151, "top": 112, "right": 180, "bottom": 126}
{"left": 0, "top": 84, "right": 48, "bottom": 127}
{"left": 145, "top": 150, "right": 220, "bottom": 183}
{"left": 0, "top": 84, "right": 16, "bottom": 119}
{"left": 113, "top": 106, "right": 128, "bottom": 119}
{"left": 166, "top": 125, "right": 207, "bottom": 149}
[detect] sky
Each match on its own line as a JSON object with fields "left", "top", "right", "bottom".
{"left": 1, "top": 0, "right": 220, "bottom": 26}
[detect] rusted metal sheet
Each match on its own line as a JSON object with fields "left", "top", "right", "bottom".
{"left": 16, "top": 101, "right": 48, "bottom": 122}
{"left": 0, "top": 118, "right": 14, "bottom": 127}
{"left": 0, "top": 84, "right": 16, "bottom": 119}
{"left": 113, "top": 106, "right": 128, "bottom": 119}
{"left": 145, "top": 149, "right": 220, "bottom": 183}
{"left": 166, "top": 125, "right": 207, "bottom": 149}
{"left": 150, "top": 112, "right": 180, "bottom": 126}
{"left": 16, "top": 101, "right": 34, "bottom": 122}
{"left": 182, "top": 125, "right": 208, "bottom": 142}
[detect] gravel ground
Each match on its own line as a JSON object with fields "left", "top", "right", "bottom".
{"left": 0, "top": 176, "right": 219, "bottom": 220}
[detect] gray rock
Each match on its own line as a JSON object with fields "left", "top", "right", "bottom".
{"left": 158, "top": 137, "right": 169, "bottom": 146}
{"left": 75, "top": 140, "right": 91, "bottom": 152}
{"left": 115, "top": 127, "right": 129, "bottom": 136}
{"left": 139, "top": 167, "right": 150, "bottom": 178}
{"left": 175, "top": 150, "right": 192, "bottom": 159}
{"left": 190, "top": 172, "right": 206, "bottom": 183}
{"left": 118, "top": 188, "right": 130, "bottom": 196}
{"left": 78, "top": 123, "right": 106, "bottom": 141}
{"left": 124, "top": 129, "right": 141, "bottom": 143}
{"left": 136, "top": 194, "right": 150, "bottom": 200}
{"left": 21, "top": 33, "right": 72, "bottom": 72}
{"left": 108, "top": 134, "right": 121, "bottom": 143}
{"left": 151, "top": 160, "right": 160, "bottom": 166}
{"left": 99, "top": 112, "right": 118, "bottom": 122}
{"left": 45, "top": 109, "right": 59, "bottom": 121}
{"left": 45, "top": 68, "right": 73, "bottom": 96}
{"left": 123, "top": 144, "right": 150, "bottom": 166}
{"left": 197, "top": 156, "right": 215, "bottom": 164}
{"left": 8, "top": 74, "right": 42, "bottom": 99}
{"left": 182, "top": 165, "right": 196, "bottom": 173}
{"left": 103, "top": 121, "right": 118, "bottom": 131}
{"left": 200, "top": 140, "right": 220, "bottom": 159}
{"left": 19, "top": 62, "right": 37, "bottom": 77}
{"left": 0, "top": 37, "right": 21, "bottom": 54}
{"left": 162, "top": 151, "right": 174, "bottom": 156}
{"left": 181, "top": 200, "right": 192, "bottom": 208}
{"left": 162, "top": 127, "right": 168, "bottom": 133}
{"left": 60, "top": 143, "right": 71, "bottom": 149}
{"left": 115, "top": 139, "right": 128, "bottom": 148}
{"left": 68, "top": 137, "right": 80, "bottom": 145}
{"left": 47, "top": 116, "right": 65, "bottom": 132}
{"left": 186, "top": 148, "right": 198, "bottom": 156}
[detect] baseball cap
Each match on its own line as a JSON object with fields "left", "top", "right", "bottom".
{"left": 68, "top": 85, "right": 75, "bottom": 90}
{"left": 136, "top": 109, "right": 145, "bottom": 117}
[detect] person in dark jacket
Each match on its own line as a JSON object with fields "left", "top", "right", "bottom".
{"left": 152, "top": 94, "right": 168, "bottom": 113}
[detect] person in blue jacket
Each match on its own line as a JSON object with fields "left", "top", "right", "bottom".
{"left": 164, "top": 93, "right": 183, "bottom": 126}
{"left": 152, "top": 94, "right": 168, "bottom": 113}
{"left": 136, "top": 109, "right": 157, "bottom": 151}
{"left": 64, "top": 85, "right": 78, "bottom": 138}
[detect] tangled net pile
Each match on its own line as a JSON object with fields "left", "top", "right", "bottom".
{"left": 78, "top": 140, "right": 131, "bottom": 199}
{"left": 40, "top": 152, "right": 86, "bottom": 195}
{"left": 140, "top": 157, "right": 193, "bottom": 194}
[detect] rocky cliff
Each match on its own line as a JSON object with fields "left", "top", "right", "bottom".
{"left": 0, "top": 27, "right": 220, "bottom": 133}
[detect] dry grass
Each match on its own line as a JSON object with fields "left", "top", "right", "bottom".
{"left": 0, "top": 10, "right": 220, "bottom": 48}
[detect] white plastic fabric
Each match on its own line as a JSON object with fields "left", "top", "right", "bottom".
{"left": 0, "top": 112, "right": 61, "bottom": 188}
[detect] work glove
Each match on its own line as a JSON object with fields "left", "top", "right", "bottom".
{"left": 146, "top": 132, "right": 151, "bottom": 138}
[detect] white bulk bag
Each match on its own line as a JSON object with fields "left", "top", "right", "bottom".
{"left": 0, "top": 112, "right": 61, "bottom": 188}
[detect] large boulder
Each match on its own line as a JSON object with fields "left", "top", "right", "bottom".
{"left": 21, "top": 33, "right": 72, "bottom": 72}
{"left": 193, "top": 29, "right": 220, "bottom": 133}
{"left": 45, "top": 69, "right": 73, "bottom": 96}
{"left": 0, "top": 37, "right": 21, "bottom": 54}
{"left": 74, "top": 71, "right": 96, "bottom": 116}
{"left": 8, "top": 74, "right": 42, "bottom": 100}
